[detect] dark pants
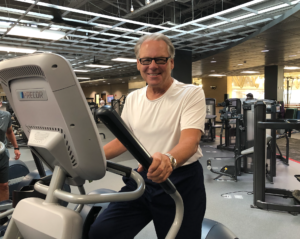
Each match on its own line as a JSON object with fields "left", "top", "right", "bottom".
{"left": 89, "top": 161, "right": 206, "bottom": 239}
{"left": 0, "top": 153, "right": 9, "bottom": 183}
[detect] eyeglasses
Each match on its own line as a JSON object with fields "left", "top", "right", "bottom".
{"left": 138, "top": 57, "right": 171, "bottom": 65}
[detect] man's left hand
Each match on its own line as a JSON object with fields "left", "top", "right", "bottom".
{"left": 14, "top": 149, "right": 21, "bottom": 160}
{"left": 146, "top": 152, "right": 173, "bottom": 183}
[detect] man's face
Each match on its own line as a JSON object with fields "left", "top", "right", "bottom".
{"left": 137, "top": 40, "right": 174, "bottom": 88}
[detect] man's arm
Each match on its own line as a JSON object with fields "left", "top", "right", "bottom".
{"left": 104, "top": 138, "right": 128, "bottom": 160}
{"left": 6, "top": 126, "right": 21, "bottom": 160}
{"left": 141, "top": 128, "right": 202, "bottom": 183}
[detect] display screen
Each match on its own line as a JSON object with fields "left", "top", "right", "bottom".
{"left": 107, "top": 95, "right": 114, "bottom": 103}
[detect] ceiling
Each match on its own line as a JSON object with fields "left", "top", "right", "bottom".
{"left": 192, "top": 1, "right": 300, "bottom": 77}
{"left": 0, "top": 0, "right": 300, "bottom": 85}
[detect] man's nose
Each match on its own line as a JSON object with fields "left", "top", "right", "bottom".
{"left": 148, "top": 59, "right": 158, "bottom": 68}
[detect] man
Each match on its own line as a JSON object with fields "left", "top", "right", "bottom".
{"left": 89, "top": 33, "right": 206, "bottom": 239}
{"left": 100, "top": 98, "right": 105, "bottom": 107}
{"left": 0, "top": 109, "right": 21, "bottom": 203}
{"left": 246, "top": 93, "right": 254, "bottom": 100}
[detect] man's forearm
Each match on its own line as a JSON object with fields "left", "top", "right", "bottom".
{"left": 104, "top": 138, "right": 127, "bottom": 160}
{"left": 167, "top": 130, "right": 202, "bottom": 167}
{"left": 6, "top": 131, "right": 18, "bottom": 148}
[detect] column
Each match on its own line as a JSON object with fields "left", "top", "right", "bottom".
{"left": 172, "top": 49, "right": 192, "bottom": 84}
{"left": 264, "top": 65, "right": 284, "bottom": 101}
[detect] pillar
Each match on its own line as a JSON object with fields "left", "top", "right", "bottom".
{"left": 264, "top": 65, "right": 284, "bottom": 101}
{"left": 172, "top": 49, "right": 192, "bottom": 84}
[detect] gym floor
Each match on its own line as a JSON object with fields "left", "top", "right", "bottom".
{"left": 9, "top": 123, "right": 300, "bottom": 239}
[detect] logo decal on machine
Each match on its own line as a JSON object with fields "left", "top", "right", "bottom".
{"left": 17, "top": 89, "right": 48, "bottom": 101}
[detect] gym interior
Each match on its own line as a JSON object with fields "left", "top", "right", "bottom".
{"left": 1, "top": 1, "right": 300, "bottom": 239}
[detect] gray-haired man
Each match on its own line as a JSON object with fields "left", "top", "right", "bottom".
{"left": 90, "top": 33, "right": 206, "bottom": 239}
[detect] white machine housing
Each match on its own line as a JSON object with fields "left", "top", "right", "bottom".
{"left": 0, "top": 53, "right": 106, "bottom": 185}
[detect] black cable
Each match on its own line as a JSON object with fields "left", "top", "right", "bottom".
{"left": 221, "top": 191, "right": 253, "bottom": 198}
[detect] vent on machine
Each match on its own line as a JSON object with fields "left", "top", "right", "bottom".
{"left": 26, "top": 125, "right": 77, "bottom": 167}
{"left": 0, "top": 65, "right": 45, "bottom": 83}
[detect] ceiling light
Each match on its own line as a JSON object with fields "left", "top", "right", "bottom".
{"left": 146, "top": 0, "right": 150, "bottom": 4}
{"left": 209, "top": 74, "right": 226, "bottom": 77}
{"left": 108, "top": 83, "right": 110, "bottom": 84}
{"left": 289, "top": 55, "right": 297, "bottom": 57}
{"left": 238, "top": 64, "right": 243, "bottom": 65}
{"left": 130, "top": 5, "right": 134, "bottom": 12}
{"left": 77, "top": 77, "right": 90, "bottom": 80}
{"left": 0, "top": 45, "right": 36, "bottom": 53}
{"left": 258, "top": 4, "right": 289, "bottom": 14}
{"left": 8, "top": 25, "right": 65, "bottom": 40}
{"left": 231, "top": 13, "right": 256, "bottom": 22}
{"left": 284, "top": 66, "right": 300, "bottom": 70}
{"left": 241, "top": 71, "right": 260, "bottom": 74}
{"left": 211, "top": 61, "right": 217, "bottom": 63}
{"left": 85, "top": 64, "right": 112, "bottom": 68}
{"left": 74, "top": 70, "right": 90, "bottom": 72}
{"left": 112, "top": 58, "right": 136, "bottom": 63}
{"left": 261, "top": 50, "right": 269, "bottom": 52}
{"left": 211, "top": 70, "right": 215, "bottom": 72}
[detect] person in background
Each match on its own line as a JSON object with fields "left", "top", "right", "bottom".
{"left": 100, "top": 98, "right": 105, "bottom": 107}
{"left": 246, "top": 93, "right": 254, "bottom": 100}
{"left": 0, "top": 108, "right": 21, "bottom": 203}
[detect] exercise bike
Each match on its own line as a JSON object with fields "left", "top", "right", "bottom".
{"left": 0, "top": 53, "right": 238, "bottom": 239}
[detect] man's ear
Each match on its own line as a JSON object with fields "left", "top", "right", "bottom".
{"left": 137, "top": 59, "right": 140, "bottom": 71}
{"left": 170, "top": 58, "right": 174, "bottom": 70}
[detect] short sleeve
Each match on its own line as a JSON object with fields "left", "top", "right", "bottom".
{"left": 180, "top": 88, "right": 206, "bottom": 132}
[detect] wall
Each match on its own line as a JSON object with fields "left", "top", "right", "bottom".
{"left": 202, "top": 76, "right": 227, "bottom": 122}
{"left": 81, "top": 83, "right": 128, "bottom": 102}
{"left": 202, "top": 76, "right": 227, "bottom": 104}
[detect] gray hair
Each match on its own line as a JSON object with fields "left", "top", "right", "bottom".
{"left": 134, "top": 33, "right": 175, "bottom": 59}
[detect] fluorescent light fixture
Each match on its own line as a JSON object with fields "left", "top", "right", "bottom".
{"left": 8, "top": 25, "right": 65, "bottom": 40}
{"left": 231, "top": 13, "right": 256, "bottom": 22}
{"left": 112, "top": 58, "right": 137, "bottom": 63}
{"left": 74, "top": 70, "right": 90, "bottom": 72}
{"left": 0, "top": 45, "right": 36, "bottom": 53}
{"left": 0, "top": 29, "right": 6, "bottom": 32}
{"left": 79, "top": 79, "right": 105, "bottom": 84}
{"left": 261, "top": 50, "right": 269, "bottom": 52}
{"left": 211, "top": 70, "right": 215, "bottom": 72}
{"left": 211, "top": 61, "right": 217, "bottom": 63}
{"left": 77, "top": 77, "right": 90, "bottom": 80}
{"left": 289, "top": 55, "right": 297, "bottom": 57}
{"left": 284, "top": 66, "right": 300, "bottom": 70}
{"left": 238, "top": 64, "right": 243, "bottom": 65}
{"left": 258, "top": 4, "right": 289, "bottom": 14}
{"left": 209, "top": 74, "right": 226, "bottom": 77}
{"left": 241, "top": 71, "right": 260, "bottom": 73}
{"left": 107, "top": 83, "right": 110, "bottom": 84}
{"left": 85, "top": 64, "right": 112, "bottom": 68}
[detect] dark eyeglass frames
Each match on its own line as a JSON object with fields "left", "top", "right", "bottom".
{"left": 138, "top": 57, "right": 171, "bottom": 65}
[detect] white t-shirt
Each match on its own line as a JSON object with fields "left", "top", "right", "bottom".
{"left": 121, "top": 79, "right": 206, "bottom": 166}
{"left": 100, "top": 100, "right": 105, "bottom": 107}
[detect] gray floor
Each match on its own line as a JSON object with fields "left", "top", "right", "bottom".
{"left": 8, "top": 123, "right": 300, "bottom": 239}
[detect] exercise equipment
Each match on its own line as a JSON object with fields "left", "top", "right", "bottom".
{"left": 111, "top": 95, "right": 126, "bottom": 116}
{"left": 207, "top": 99, "right": 244, "bottom": 181}
{"left": 217, "top": 99, "right": 241, "bottom": 152}
{"left": 0, "top": 53, "right": 238, "bottom": 239}
{"left": 252, "top": 101, "right": 300, "bottom": 215}
{"left": 202, "top": 98, "right": 219, "bottom": 142}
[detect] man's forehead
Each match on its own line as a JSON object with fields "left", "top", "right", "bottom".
{"left": 139, "top": 40, "right": 169, "bottom": 56}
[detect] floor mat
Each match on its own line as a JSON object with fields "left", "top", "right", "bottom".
{"left": 277, "top": 137, "right": 300, "bottom": 162}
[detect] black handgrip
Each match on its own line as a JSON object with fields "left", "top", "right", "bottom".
{"left": 96, "top": 106, "right": 176, "bottom": 195}
{"left": 107, "top": 161, "right": 132, "bottom": 178}
{"left": 39, "top": 175, "right": 52, "bottom": 185}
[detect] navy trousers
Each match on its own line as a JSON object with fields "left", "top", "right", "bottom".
{"left": 89, "top": 161, "right": 206, "bottom": 239}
